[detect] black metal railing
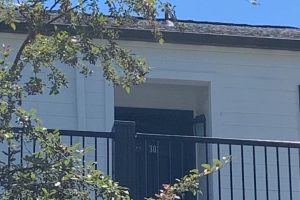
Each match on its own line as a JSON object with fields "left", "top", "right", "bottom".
{"left": 60, "top": 130, "right": 114, "bottom": 175}
{"left": 1, "top": 129, "right": 115, "bottom": 200}
{"left": 1, "top": 129, "right": 114, "bottom": 176}
{"left": 136, "top": 133, "right": 300, "bottom": 200}
{"left": 2, "top": 124, "right": 300, "bottom": 200}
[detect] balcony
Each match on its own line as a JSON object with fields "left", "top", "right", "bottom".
{"left": 2, "top": 122, "right": 300, "bottom": 200}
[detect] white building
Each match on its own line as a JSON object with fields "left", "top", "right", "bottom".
{"left": 1, "top": 20, "right": 300, "bottom": 200}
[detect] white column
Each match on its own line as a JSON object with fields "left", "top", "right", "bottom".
{"left": 75, "top": 70, "right": 86, "bottom": 130}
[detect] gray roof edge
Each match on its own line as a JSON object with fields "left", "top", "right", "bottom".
{"left": 1, "top": 18, "right": 300, "bottom": 51}
{"left": 118, "top": 28, "right": 300, "bottom": 51}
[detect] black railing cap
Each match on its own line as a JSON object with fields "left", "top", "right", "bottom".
{"left": 136, "top": 133, "right": 300, "bottom": 148}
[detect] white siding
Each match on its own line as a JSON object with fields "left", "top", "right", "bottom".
{"left": 115, "top": 83, "right": 209, "bottom": 116}
{"left": 0, "top": 33, "right": 113, "bottom": 132}
{"left": 117, "top": 40, "right": 300, "bottom": 141}
{"left": 0, "top": 33, "right": 114, "bottom": 178}
{"left": 2, "top": 33, "right": 299, "bottom": 139}
{"left": 114, "top": 41, "right": 300, "bottom": 200}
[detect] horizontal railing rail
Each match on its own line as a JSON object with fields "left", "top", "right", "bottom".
{"left": 136, "top": 132, "right": 300, "bottom": 148}
{"left": 12, "top": 127, "right": 114, "bottom": 138}
{"left": 60, "top": 130, "right": 114, "bottom": 138}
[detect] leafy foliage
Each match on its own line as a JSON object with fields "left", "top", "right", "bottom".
{"left": 148, "top": 156, "right": 231, "bottom": 200}
{"left": 0, "top": 0, "right": 178, "bottom": 95}
{"left": 0, "top": 45, "right": 131, "bottom": 199}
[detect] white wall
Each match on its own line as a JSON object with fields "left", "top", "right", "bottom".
{"left": 4, "top": 33, "right": 299, "bottom": 141}
{"left": 0, "top": 33, "right": 114, "bottom": 132}
{"left": 116, "top": 40, "right": 300, "bottom": 141}
{"left": 115, "top": 82, "right": 209, "bottom": 117}
{"left": 0, "top": 33, "right": 114, "bottom": 177}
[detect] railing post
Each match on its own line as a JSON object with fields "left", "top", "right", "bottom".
{"left": 113, "top": 120, "right": 137, "bottom": 199}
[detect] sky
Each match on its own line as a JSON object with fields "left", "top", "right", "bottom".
{"left": 168, "top": 0, "right": 300, "bottom": 28}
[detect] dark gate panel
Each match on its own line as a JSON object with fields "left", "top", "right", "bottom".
{"left": 113, "top": 121, "right": 138, "bottom": 199}
{"left": 115, "top": 107, "right": 196, "bottom": 199}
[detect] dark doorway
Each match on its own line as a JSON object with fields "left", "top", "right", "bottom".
{"left": 115, "top": 107, "right": 196, "bottom": 199}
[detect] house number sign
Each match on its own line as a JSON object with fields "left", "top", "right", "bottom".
{"left": 148, "top": 144, "right": 159, "bottom": 153}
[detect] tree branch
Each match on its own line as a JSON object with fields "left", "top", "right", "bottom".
{"left": 46, "top": 6, "right": 76, "bottom": 25}
{"left": 49, "top": 0, "right": 61, "bottom": 11}
{"left": 46, "top": 0, "right": 88, "bottom": 25}
{"left": 17, "top": 8, "right": 29, "bottom": 22}
{"left": 13, "top": 0, "right": 88, "bottom": 68}
{"left": 12, "top": 33, "right": 34, "bottom": 69}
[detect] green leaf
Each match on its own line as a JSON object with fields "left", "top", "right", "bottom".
{"left": 64, "top": 159, "right": 70, "bottom": 166}
{"left": 10, "top": 23, "right": 16, "bottom": 31}
{"left": 4, "top": 132, "right": 13, "bottom": 139}
{"left": 30, "top": 173, "right": 36, "bottom": 180}
{"left": 3, "top": 51, "right": 9, "bottom": 57}
{"left": 190, "top": 169, "right": 199, "bottom": 174}
{"left": 146, "top": 0, "right": 156, "bottom": 5}
{"left": 30, "top": 108, "right": 37, "bottom": 115}
{"left": 213, "top": 159, "right": 223, "bottom": 167}
{"left": 201, "top": 164, "right": 211, "bottom": 170}
{"left": 42, "top": 188, "right": 48, "bottom": 195}
{"left": 124, "top": 86, "right": 131, "bottom": 93}
{"left": 159, "top": 38, "right": 165, "bottom": 45}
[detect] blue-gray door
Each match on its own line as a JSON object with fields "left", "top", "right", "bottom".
{"left": 115, "top": 107, "right": 196, "bottom": 199}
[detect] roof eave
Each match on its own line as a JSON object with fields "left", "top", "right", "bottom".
{"left": 119, "top": 28, "right": 300, "bottom": 51}
{"left": 1, "top": 22, "right": 300, "bottom": 51}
